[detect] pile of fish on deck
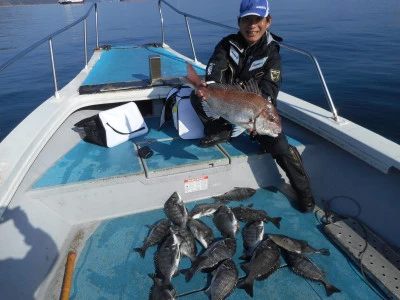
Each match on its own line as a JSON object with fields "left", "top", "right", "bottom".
{"left": 134, "top": 187, "right": 340, "bottom": 299}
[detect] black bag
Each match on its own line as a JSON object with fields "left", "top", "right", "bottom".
{"left": 75, "top": 102, "right": 148, "bottom": 147}
{"left": 75, "top": 114, "right": 107, "bottom": 147}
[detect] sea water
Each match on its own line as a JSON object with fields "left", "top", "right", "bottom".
{"left": 0, "top": 0, "right": 399, "bottom": 144}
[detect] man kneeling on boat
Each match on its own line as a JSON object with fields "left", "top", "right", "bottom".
{"left": 190, "top": 0, "right": 315, "bottom": 213}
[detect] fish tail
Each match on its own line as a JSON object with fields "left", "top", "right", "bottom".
{"left": 212, "top": 197, "right": 228, "bottom": 204}
{"left": 239, "top": 253, "right": 251, "bottom": 261}
{"left": 324, "top": 281, "right": 341, "bottom": 296}
{"left": 270, "top": 217, "right": 282, "bottom": 229}
{"left": 180, "top": 267, "right": 194, "bottom": 282}
{"left": 237, "top": 279, "right": 254, "bottom": 297}
{"left": 133, "top": 246, "right": 147, "bottom": 258}
{"left": 147, "top": 273, "right": 156, "bottom": 281}
{"left": 185, "top": 62, "right": 203, "bottom": 89}
{"left": 319, "top": 248, "right": 331, "bottom": 256}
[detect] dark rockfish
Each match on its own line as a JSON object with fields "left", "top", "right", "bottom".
{"left": 180, "top": 238, "right": 237, "bottom": 282}
{"left": 204, "top": 259, "right": 238, "bottom": 300}
{"left": 185, "top": 62, "right": 281, "bottom": 137}
{"left": 189, "top": 202, "right": 224, "bottom": 219}
{"left": 281, "top": 249, "right": 341, "bottom": 296}
{"left": 154, "top": 232, "right": 182, "bottom": 286}
{"left": 170, "top": 225, "right": 197, "bottom": 262}
{"left": 213, "top": 187, "right": 256, "bottom": 203}
{"left": 269, "top": 233, "right": 330, "bottom": 256}
{"left": 134, "top": 218, "right": 170, "bottom": 258}
{"left": 213, "top": 205, "right": 240, "bottom": 239}
{"left": 186, "top": 218, "right": 214, "bottom": 249}
{"left": 237, "top": 239, "right": 281, "bottom": 298}
{"left": 148, "top": 274, "right": 176, "bottom": 300}
{"left": 231, "top": 204, "right": 282, "bottom": 229}
{"left": 164, "top": 191, "right": 189, "bottom": 228}
{"left": 240, "top": 220, "right": 264, "bottom": 260}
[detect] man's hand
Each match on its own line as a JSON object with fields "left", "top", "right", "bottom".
{"left": 196, "top": 82, "right": 207, "bottom": 100}
{"left": 248, "top": 128, "right": 258, "bottom": 135}
{"left": 248, "top": 129, "right": 258, "bottom": 140}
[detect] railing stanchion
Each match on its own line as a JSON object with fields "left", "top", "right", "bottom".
{"left": 184, "top": 16, "right": 197, "bottom": 63}
{"left": 0, "top": 3, "right": 97, "bottom": 97}
{"left": 95, "top": 3, "right": 99, "bottom": 49}
{"left": 280, "top": 43, "right": 338, "bottom": 121}
{"left": 158, "top": 0, "right": 165, "bottom": 46}
{"left": 48, "top": 38, "right": 59, "bottom": 99}
{"left": 84, "top": 18, "right": 88, "bottom": 68}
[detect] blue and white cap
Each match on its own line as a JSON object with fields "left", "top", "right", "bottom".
{"left": 239, "top": 0, "right": 269, "bottom": 18}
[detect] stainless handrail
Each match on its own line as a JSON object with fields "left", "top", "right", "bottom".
{"left": 279, "top": 43, "right": 338, "bottom": 121}
{"left": 158, "top": 0, "right": 338, "bottom": 121}
{"left": 0, "top": 3, "right": 98, "bottom": 99}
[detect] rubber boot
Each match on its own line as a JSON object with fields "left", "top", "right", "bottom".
{"left": 274, "top": 145, "right": 315, "bottom": 213}
{"left": 199, "top": 119, "right": 232, "bottom": 148}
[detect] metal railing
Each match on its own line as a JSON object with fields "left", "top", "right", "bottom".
{"left": 158, "top": 0, "right": 338, "bottom": 121}
{"left": 0, "top": 3, "right": 99, "bottom": 99}
{"left": 0, "top": 1, "right": 338, "bottom": 120}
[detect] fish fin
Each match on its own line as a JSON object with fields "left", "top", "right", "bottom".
{"left": 231, "top": 125, "right": 245, "bottom": 137}
{"left": 146, "top": 224, "right": 155, "bottom": 229}
{"left": 180, "top": 267, "right": 194, "bottom": 282}
{"left": 147, "top": 273, "right": 156, "bottom": 281}
{"left": 237, "top": 279, "right": 254, "bottom": 297}
{"left": 242, "top": 79, "right": 262, "bottom": 95}
{"left": 270, "top": 217, "right": 282, "bottom": 229}
{"left": 319, "top": 248, "right": 331, "bottom": 256}
{"left": 186, "top": 62, "right": 203, "bottom": 89}
{"left": 208, "top": 82, "right": 245, "bottom": 92}
{"left": 201, "top": 100, "right": 220, "bottom": 120}
{"left": 247, "top": 204, "right": 254, "bottom": 208}
{"left": 133, "top": 246, "right": 147, "bottom": 258}
{"left": 204, "top": 286, "right": 211, "bottom": 297}
{"left": 240, "top": 262, "right": 251, "bottom": 274}
{"left": 171, "top": 288, "right": 177, "bottom": 297}
{"left": 239, "top": 253, "right": 251, "bottom": 261}
{"left": 324, "top": 281, "right": 341, "bottom": 296}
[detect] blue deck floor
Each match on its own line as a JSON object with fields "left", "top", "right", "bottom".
{"left": 32, "top": 117, "right": 305, "bottom": 189}
{"left": 82, "top": 45, "right": 205, "bottom": 86}
{"left": 70, "top": 188, "right": 383, "bottom": 299}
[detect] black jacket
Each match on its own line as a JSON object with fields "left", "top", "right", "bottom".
{"left": 205, "top": 31, "right": 282, "bottom": 106}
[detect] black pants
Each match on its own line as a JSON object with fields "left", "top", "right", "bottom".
{"left": 257, "top": 134, "right": 312, "bottom": 196}
{"left": 191, "top": 91, "right": 312, "bottom": 197}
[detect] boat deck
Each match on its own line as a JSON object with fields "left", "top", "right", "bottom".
{"left": 69, "top": 187, "right": 385, "bottom": 299}
{"left": 79, "top": 44, "right": 205, "bottom": 94}
{"left": 27, "top": 115, "right": 387, "bottom": 299}
{"left": 32, "top": 117, "right": 302, "bottom": 188}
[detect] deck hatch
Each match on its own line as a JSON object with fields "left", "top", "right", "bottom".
{"left": 139, "top": 138, "right": 229, "bottom": 178}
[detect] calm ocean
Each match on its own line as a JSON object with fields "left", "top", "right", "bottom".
{"left": 0, "top": 0, "right": 399, "bottom": 144}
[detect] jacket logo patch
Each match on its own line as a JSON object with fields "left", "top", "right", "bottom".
{"left": 270, "top": 69, "right": 280, "bottom": 82}
{"left": 249, "top": 57, "right": 267, "bottom": 71}
{"left": 207, "top": 63, "right": 215, "bottom": 76}
{"left": 229, "top": 46, "right": 239, "bottom": 65}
